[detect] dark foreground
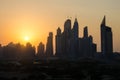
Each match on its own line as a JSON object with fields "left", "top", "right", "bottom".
{"left": 0, "top": 59, "right": 120, "bottom": 80}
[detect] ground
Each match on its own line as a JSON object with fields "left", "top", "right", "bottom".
{"left": 0, "top": 59, "right": 120, "bottom": 80}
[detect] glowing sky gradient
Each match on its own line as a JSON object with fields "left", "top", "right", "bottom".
{"left": 0, "top": 0, "right": 120, "bottom": 52}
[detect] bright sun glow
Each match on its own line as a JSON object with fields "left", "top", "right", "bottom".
{"left": 24, "top": 36, "right": 30, "bottom": 41}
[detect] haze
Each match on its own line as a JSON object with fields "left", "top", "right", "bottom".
{"left": 0, "top": 0, "right": 120, "bottom": 52}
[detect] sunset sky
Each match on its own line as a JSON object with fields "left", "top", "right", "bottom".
{"left": 0, "top": 0, "right": 120, "bottom": 52}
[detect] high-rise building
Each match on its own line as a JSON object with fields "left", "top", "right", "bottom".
{"left": 78, "top": 26, "right": 96, "bottom": 58}
{"left": 64, "top": 19, "right": 71, "bottom": 35}
{"left": 55, "top": 18, "right": 96, "bottom": 59}
{"left": 37, "top": 42, "right": 45, "bottom": 59}
{"left": 101, "top": 16, "right": 113, "bottom": 57}
{"left": 62, "top": 19, "right": 72, "bottom": 57}
{"left": 25, "top": 42, "right": 35, "bottom": 60}
{"left": 73, "top": 18, "right": 79, "bottom": 39}
{"left": 46, "top": 32, "right": 53, "bottom": 57}
{"left": 0, "top": 44, "right": 3, "bottom": 59}
{"left": 55, "top": 27, "right": 62, "bottom": 57}
{"left": 69, "top": 18, "right": 79, "bottom": 59}
{"left": 56, "top": 19, "right": 79, "bottom": 59}
{"left": 84, "top": 26, "right": 88, "bottom": 37}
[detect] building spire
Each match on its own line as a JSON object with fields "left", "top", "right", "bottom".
{"left": 75, "top": 17, "right": 77, "bottom": 22}
{"left": 101, "top": 15, "right": 106, "bottom": 26}
{"left": 84, "top": 26, "right": 88, "bottom": 37}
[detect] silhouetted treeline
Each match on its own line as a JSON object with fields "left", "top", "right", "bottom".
{"left": 0, "top": 42, "right": 35, "bottom": 61}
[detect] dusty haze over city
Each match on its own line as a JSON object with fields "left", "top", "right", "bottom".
{"left": 0, "top": 0, "right": 120, "bottom": 52}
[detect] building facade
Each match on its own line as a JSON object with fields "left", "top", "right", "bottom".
{"left": 46, "top": 32, "right": 53, "bottom": 58}
{"left": 101, "top": 16, "right": 113, "bottom": 58}
{"left": 55, "top": 18, "right": 97, "bottom": 59}
{"left": 37, "top": 42, "right": 45, "bottom": 59}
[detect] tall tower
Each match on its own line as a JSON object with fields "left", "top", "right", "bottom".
{"left": 79, "top": 26, "right": 96, "bottom": 58}
{"left": 46, "top": 32, "right": 53, "bottom": 57}
{"left": 69, "top": 18, "right": 79, "bottom": 59}
{"left": 64, "top": 19, "right": 72, "bottom": 39}
{"left": 73, "top": 18, "right": 79, "bottom": 39}
{"left": 0, "top": 44, "right": 2, "bottom": 59}
{"left": 62, "top": 19, "right": 72, "bottom": 57}
{"left": 84, "top": 26, "right": 88, "bottom": 38}
{"left": 64, "top": 19, "right": 71, "bottom": 32}
{"left": 55, "top": 27, "right": 62, "bottom": 57}
{"left": 101, "top": 16, "right": 113, "bottom": 57}
{"left": 37, "top": 42, "right": 45, "bottom": 58}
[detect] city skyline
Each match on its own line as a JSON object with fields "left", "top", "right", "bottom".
{"left": 0, "top": 0, "right": 120, "bottom": 52}
{"left": 0, "top": 17, "right": 115, "bottom": 60}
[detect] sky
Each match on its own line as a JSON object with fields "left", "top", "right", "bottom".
{"left": 0, "top": 0, "right": 120, "bottom": 52}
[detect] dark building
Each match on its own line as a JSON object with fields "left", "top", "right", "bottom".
{"left": 55, "top": 18, "right": 96, "bottom": 60}
{"left": 46, "top": 32, "right": 53, "bottom": 58}
{"left": 101, "top": 16, "right": 113, "bottom": 58}
{"left": 25, "top": 42, "right": 35, "bottom": 60}
{"left": 78, "top": 26, "right": 96, "bottom": 58}
{"left": 72, "top": 18, "right": 79, "bottom": 39}
{"left": 1, "top": 42, "right": 35, "bottom": 61}
{"left": 0, "top": 44, "right": 3, "bottom": 59}
{"left": 55, "top": 18, "right": 79, "bottom": 59}
{"left": 37, "top": 42, "right": 45, "bottom": 59}
{"left": 62, "top": 19, "right": 72, "bottom": 57}
{"left": 2, "top": 42, "right": 17, "bottom": 60}
{"left": 55, "top": 27, "right": 62, "bottom": 58}
{"left": 69, "top": 18, "right": 79, "bottom": 59}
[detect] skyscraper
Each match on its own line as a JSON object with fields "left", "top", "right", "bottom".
{"left": 55, "top": 18, "right": 96, "bottom": 59}
{"left": 84, "top": 26, "right": 88, "bottom": 37}
{"left": 0, "top": 44, "right": 2, "bottom": 59}
{"left": 78, "top": 26, "right": 96, "bottom": 58}
{"left": 55, "top": 27, "right": 62, "bottom": 57}
{"left": 37, "top": 42, "right": 45, "bottom": 59}
{"left": 25, "top": 42, "right": 35, "bottom": 60}
{"left": 55, "top": 18, "right": 78, "bottom": 59}
{"left": 62, "top": 19, "right": 72, "bottom": 57}
{"left": 101, "top": 16, "right": 113, "bottom": 57}
{"left": 46, "top": 32, "right": 53, "bottom": 57}
{"left": 73, "top": 18, "right": 79, "bottom": 39}
{"left": 69, "top": 18, "right": 79, "bottom": 59}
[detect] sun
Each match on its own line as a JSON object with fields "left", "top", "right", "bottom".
{"left": 24, "top": 36, "right": 30, "bottom": 41}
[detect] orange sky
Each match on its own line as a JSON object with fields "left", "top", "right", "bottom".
{"left": 0, "top": 0, "right": 120, "bottom": 52}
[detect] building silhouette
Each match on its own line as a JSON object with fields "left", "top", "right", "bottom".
{"left": 2, "top": 42, "right": 18, "bottom": 60}
{"left": 55, "top": 27, "right": 62, "bottom": 57}
{"left": 1, "top": 42, "right": 35, "bottom": 61}
{"left": 73, "top": 18, "right": 79, "bottom": 39}
{"left": 78, "top": 27, "right": 96, "bottom": 58}
{"left": 46, "top": 32, "right": 53, "bottom": 58}
{"left": 0, "top": 16, "right": 116, "bottom": 61}
{"left": 56, "top": 18, "right": 79, "bottom": 59}
{"left": 55, "top": 18, "right": 96, "bottom": 59}
{"left": 0, "top": 44, "right": 3, "bottom": 59}
{"left": 62, "top": 19, "right": 72, "bottom": 58}
{"left": 101, "top": 16, "right": 113, "bottom": 58}
{"left": 25, "top": 42, "right": 35, "bottom": 60}
{"left": 37, "top": 42, "right": 45, "bottom": 59}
